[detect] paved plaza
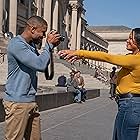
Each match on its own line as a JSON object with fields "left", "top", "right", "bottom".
{"left": 0, "top": 90, "right": 118, "bottom": 140}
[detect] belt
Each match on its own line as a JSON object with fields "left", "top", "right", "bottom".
{"left": 117, "top": 93, "right": 140, "bottom": 99}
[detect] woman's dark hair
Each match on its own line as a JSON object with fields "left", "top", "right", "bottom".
{"left": 132, "top": 28, "right": 140, "bottom": 47}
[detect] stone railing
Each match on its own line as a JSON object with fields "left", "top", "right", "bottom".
{"left": 80, "top": 34, "right": 109, "bottom": 78}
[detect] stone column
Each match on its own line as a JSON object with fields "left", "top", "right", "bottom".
{"left": 52, "top": 0, "right": 59, "bottom": 31}
{"left": 9, "top": 0, "right": 17, "bottom": 36}
{"left": 44, "top": 0, "right": 52, "bottom": 32}
{"left": 76, "top": 13, "right": 82, "bottom": 50}
{"left": 70, "top": 3, "right": 79, "bottom": 50}
{"left": 28, "top": 1, "right": 32, "bottom": 17}
{"left": 0, "top": 0, "right": 3, "bottom": 37}
{"left": 65, "top": 9, "right": 70, "bottom": 36}
{"left": 52, "top": 0, "right": 59, "bottom": 53}
{"left": 64, "top": 9, "right": 70, "bottom": 49}
{"left": 36, "top": 0, "right": 42, "bottom": 16}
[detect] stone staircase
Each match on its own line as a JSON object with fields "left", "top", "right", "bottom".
{"left": 38, "top": 54, "right": 109, "bottom": 90}
{"left": 54, "top": 55, "right": 109, "bottom": 89}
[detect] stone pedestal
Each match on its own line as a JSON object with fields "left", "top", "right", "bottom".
{"left": 9, "top": 0, "right": 17, "bottom": 36}
{"left": 44, "top": 0, "right": 52, "bottom": 32}
{"left": 70, "top": 3, "right": 79, "bottom": 50}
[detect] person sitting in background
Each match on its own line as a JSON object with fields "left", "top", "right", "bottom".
{"left": 75, "top": 70, "right": 87, "bottom": 102}
{"left": 94, "top": 66, "right": 108, "bottom": 83}
{"left": 94, "top": 66, "right": 100, "bottom": 78}
{"left": 66, "top": 71, "right": 82, "bottom": 103}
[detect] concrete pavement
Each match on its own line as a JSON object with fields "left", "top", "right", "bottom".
{"left": 0, "top": 90, "right": 118, "bottom": 140}
{"left": 40, "top": 89, "right": 117, "bottom": 140}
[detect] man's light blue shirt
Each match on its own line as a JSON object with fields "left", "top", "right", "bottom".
{"left": 4, "top": 35, "right": 53, "bottom": 102}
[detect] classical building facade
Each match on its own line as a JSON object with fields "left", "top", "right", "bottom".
{"left": 88, "top": 26, "right": 131, "bottom": 69}
{"left": 0, "top": 0, "right": 108, "bottom": 68}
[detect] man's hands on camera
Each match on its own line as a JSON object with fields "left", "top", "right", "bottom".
{"left": 46, "top": 30, "right": 61, "bottom": 47}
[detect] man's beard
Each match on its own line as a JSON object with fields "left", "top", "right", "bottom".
{"left": 32, "top": 38, "right": 42, "bottom": 45}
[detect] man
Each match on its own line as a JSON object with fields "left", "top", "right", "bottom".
{"left": 75, "top": 71, "right": 87, "bottom": 102}
{"left": 3, "top": 16, "right": 61, "bottom": 140}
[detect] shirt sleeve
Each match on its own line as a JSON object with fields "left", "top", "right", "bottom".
{"left": 75, "top": 50, "right": 140, "bottom": 69}
{"left": 9, "top": 39, "right": 54, "bottom": 72}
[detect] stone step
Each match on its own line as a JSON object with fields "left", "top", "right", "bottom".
{"left": 38, "top": 63, "right": 109, "bottom": 90}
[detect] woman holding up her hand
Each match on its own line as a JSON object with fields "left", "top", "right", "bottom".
{"left": 59, "top": 28, "right": 140, "bottom": 140}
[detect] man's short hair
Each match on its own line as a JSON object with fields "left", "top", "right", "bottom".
{"left": 26, "top": 16, "right": 48, "bottom": 28}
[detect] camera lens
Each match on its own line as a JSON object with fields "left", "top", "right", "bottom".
{"left": 59, "top": 36, "right": 65, "bottom": 41}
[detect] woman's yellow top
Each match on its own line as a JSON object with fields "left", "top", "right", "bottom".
{"left": 75, "top": 50, "right": 140, "bottom": 94}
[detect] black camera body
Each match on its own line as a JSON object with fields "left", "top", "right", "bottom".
{"left": 50, "top": 29, "right": 65, "bottom": 42}
{"left": 59, "top": 36, "right": 65, "bottom": 42}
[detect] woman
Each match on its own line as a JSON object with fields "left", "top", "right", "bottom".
{"left": 58, "top": 28, "right": 140, "bottom": 140}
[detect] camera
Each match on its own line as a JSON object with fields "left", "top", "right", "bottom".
{"left": 59, "top": 35, "right": 65, "bottom": 42}
{"left": 50, "top": 29, "right": 65, "bottom": 42}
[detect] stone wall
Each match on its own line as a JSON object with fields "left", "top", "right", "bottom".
{"left": 0, "top": 89, "right": 100, "bottom": 122}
